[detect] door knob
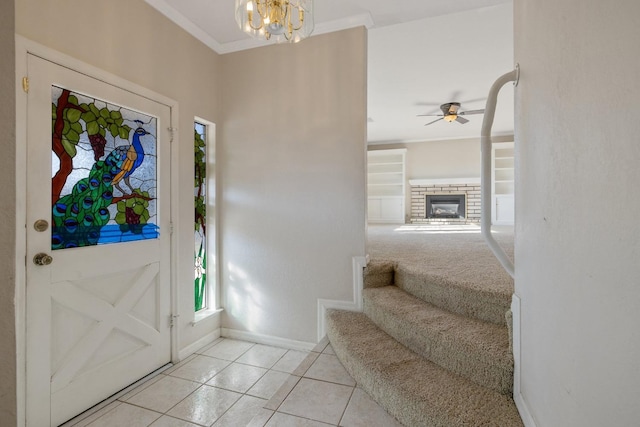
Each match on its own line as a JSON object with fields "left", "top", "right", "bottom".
{"left": 33, "top": 253, "right": 53, "bottom": 266}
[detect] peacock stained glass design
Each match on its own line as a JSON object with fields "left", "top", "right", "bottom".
{"left": 51, "top": 86, "right": 158, "bottom": 250}
{"left": 194, "top": 122, "right": 207, "bottom": 312}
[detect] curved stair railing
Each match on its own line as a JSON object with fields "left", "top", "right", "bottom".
{"left": 481, "top": 65, "right": 519, "bottom": 279}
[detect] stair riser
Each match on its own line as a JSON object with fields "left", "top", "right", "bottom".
{"left": 364, "top": 297, "right": 513, "bottom": 395}
{"left": 363, "top": 262, "right": 395, "bottom": 288}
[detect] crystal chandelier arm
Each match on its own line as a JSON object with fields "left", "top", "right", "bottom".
{"left": 292, "top": 6, "right": 304, "bottom": 31}
{"left": 246, "top": 0, "right": 265, "bottom": 30}
{"left": 247, "top": 16, "right": 264, "bottom": 31}
{"left": 283, "top": 4, "right": 304, "bottom": 40}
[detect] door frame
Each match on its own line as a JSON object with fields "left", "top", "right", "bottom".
{"left": 14, "top": 35, "right": 181, "bottom": 426}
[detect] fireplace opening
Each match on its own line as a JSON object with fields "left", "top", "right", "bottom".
{"left": 426, "top": 194, "right": 466, "bottom": 219}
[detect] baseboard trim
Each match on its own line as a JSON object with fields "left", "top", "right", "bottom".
{"left": 514, "top": 391, "right": 537, "bottom": 427}
{"left": 512, "top": 295, "right": 521, "bottom": 399}
{"left": 511, "top": 294, "right": 537, "bottom": 427}
{"left": 316, "top": 256, "right": 367, "bottom": 341}
{"left": 178, "top": 329, "right": 221, "bottom": 360}
{"left": 221, "top": 328, "right": 316, "bottom": 352}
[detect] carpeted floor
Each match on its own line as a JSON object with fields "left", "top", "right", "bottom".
{"left": 366, "top": 223, "right": 514, "bottom": 297}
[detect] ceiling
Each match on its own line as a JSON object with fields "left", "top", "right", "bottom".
{"left": 145, "top": 0, "right": 514, "bottom": 144}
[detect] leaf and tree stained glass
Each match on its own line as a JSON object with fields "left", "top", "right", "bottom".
{"left": 194, "top": 122, "right": 207, "bottom": 312}
{"left": 51, "top": 86, "right": 158, "bottom": 250}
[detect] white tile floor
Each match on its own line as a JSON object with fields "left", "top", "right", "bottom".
{"left": 62, "top": 337, "right": 402, "bottom": 427}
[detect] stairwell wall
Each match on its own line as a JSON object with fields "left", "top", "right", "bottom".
{"left": 219, "top": 28, "right": 368, "bottom": 344}
{"left": 514, "top": 0, "right": 640, "bottom": 425}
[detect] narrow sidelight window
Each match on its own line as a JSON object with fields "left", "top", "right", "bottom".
{"left": 194, "top": 122, "right": 207, "bottom": 312}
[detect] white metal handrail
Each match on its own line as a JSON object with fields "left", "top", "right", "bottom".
{"left": 481, "top": 65, "right": 519, "bottom": 279}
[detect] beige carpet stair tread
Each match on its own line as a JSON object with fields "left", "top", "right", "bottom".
{"left": 364, "top": 286, "right": 513, "bottom": 394}
{"left": 394, "top": 265, "right": 511, "bottom": 325}
{"left": 326, "top": 309, "right": 523, "bottom": 427}
{"left": 364, "top": 259, "right": 512, "bottom": 325}
{"left": 367, "top": 226, "right": 514, "bottom": 325}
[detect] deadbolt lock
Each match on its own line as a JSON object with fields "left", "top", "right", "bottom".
{"left": 34, "top": 219, "right": 49, "bottom": 232}
{"left": 33, "top": 253, "right": 53, "bottom": 266}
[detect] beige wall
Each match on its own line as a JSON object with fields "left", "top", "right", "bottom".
{"left": 370, "top": 139, "right": 481, "bottom": 179}
{"left": 16, "top": 0, "right": 222, "bottom": 358}
{"left": 220, "top": 28, "right": 367, "bottom": 343}
{"left": 0, "top": 0, "right": 16, "bottom": 422}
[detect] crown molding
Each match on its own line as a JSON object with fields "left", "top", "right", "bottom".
{"left": 145, "top": 0, "right": 226, "bottom": 53}
{"left": 146, "top": 0, "right": 374, "bottom": 55}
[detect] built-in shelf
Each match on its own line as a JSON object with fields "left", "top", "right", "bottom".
{"left": 491, "top": 142, "right": 515, "bottom": 225}
{"left": 368, "top": 149, "right": 406, "bottom": 223}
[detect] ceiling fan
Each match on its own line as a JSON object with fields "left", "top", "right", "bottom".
{"left": 417, "top": 102, "right": 485, "bottom": 126}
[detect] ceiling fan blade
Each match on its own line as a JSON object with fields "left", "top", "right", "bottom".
{"left": 458, "top": 109, "right": 485, "bottom": 116}
{"left": 459, "top": 97, "right": 487, "bottom": 105}
{"left": 455, "top": 116, "right": 469, "bottom": 124}
{"left": 424, "top": 118, "right": 444, "bottom": 126}
{"left": 416, "top": 113, "right": 443, "bottom": 117}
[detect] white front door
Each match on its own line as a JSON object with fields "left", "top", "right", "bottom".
{"left": 25, "top": 54, "right": 172, "bottom": 426}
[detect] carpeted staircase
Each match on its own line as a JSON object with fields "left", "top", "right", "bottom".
{"left": 326, "top": 260, "right": 523, "bottom": 426}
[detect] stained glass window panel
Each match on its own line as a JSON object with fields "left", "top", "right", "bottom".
{"left": 194, "top": 122, "right": 207, "bottom": 312}
{"left": 51, "top": 86, "right": 158, "bottom": 250}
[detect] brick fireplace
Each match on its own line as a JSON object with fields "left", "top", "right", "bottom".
{"left": 409, "top": 178, "right": 481, "bottom": 224}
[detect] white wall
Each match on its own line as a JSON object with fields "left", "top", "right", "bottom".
{"left": 15, "top": 0, "right": 222, "bottom": 357}
{"left": 0, "top": 0, "right": 16, "bottom": 423}
{"left": 515, "top": 1, "right": 640, "bottom": 425}
{"left": 220, "top": 28, "right": 368, "bottom": 344}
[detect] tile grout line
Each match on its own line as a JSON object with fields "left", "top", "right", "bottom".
{"left": 203, "top": 365, "right": 269, "bottom": 427}
{"left": 337, "top": 385, "right": 357, "bottom": 427}
{"left": 153, "top": 338, "right": 259, "bottom": 426}
{"left": 70, "top": 338, "right": 341, "bottom": 427}
{"left": 108, "top": 339, "right": 245, "bottom": 426}
{"left": 204, "top": 361, "right": 268, "bottom": 397}
{"left": 257, "top": 341, "right": 358, "bottom": 426}
{"left": 251, "top": 344, "right": 322, "bottom": 425}
{"left": 121, "top": 377, "right": 205, "bottom": 426}
{"left": 273, "top": 377, "right": 357, "bottom": 427}
{"left": 62, "top": 401, "right": 124, "bottom": 427}
{"left": 161, "top": 339, "right": 294, "bottom": 426}
{"left": 63, "top": 363, "right": 173, "bottom": 426}
{"left": 274, "top": 408, "right": 338, "bottom": 426}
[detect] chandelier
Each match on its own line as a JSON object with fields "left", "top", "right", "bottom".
{"left": 235, "top": 0, "right": 314, "bottom": 43}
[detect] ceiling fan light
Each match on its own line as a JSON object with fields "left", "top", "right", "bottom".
{"left": 444, "top": 114, "right": 457, "bottom": 122}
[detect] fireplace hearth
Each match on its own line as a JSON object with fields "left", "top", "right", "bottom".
{"left": 426, "top": 194, "right": 466, "bottom": 219}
